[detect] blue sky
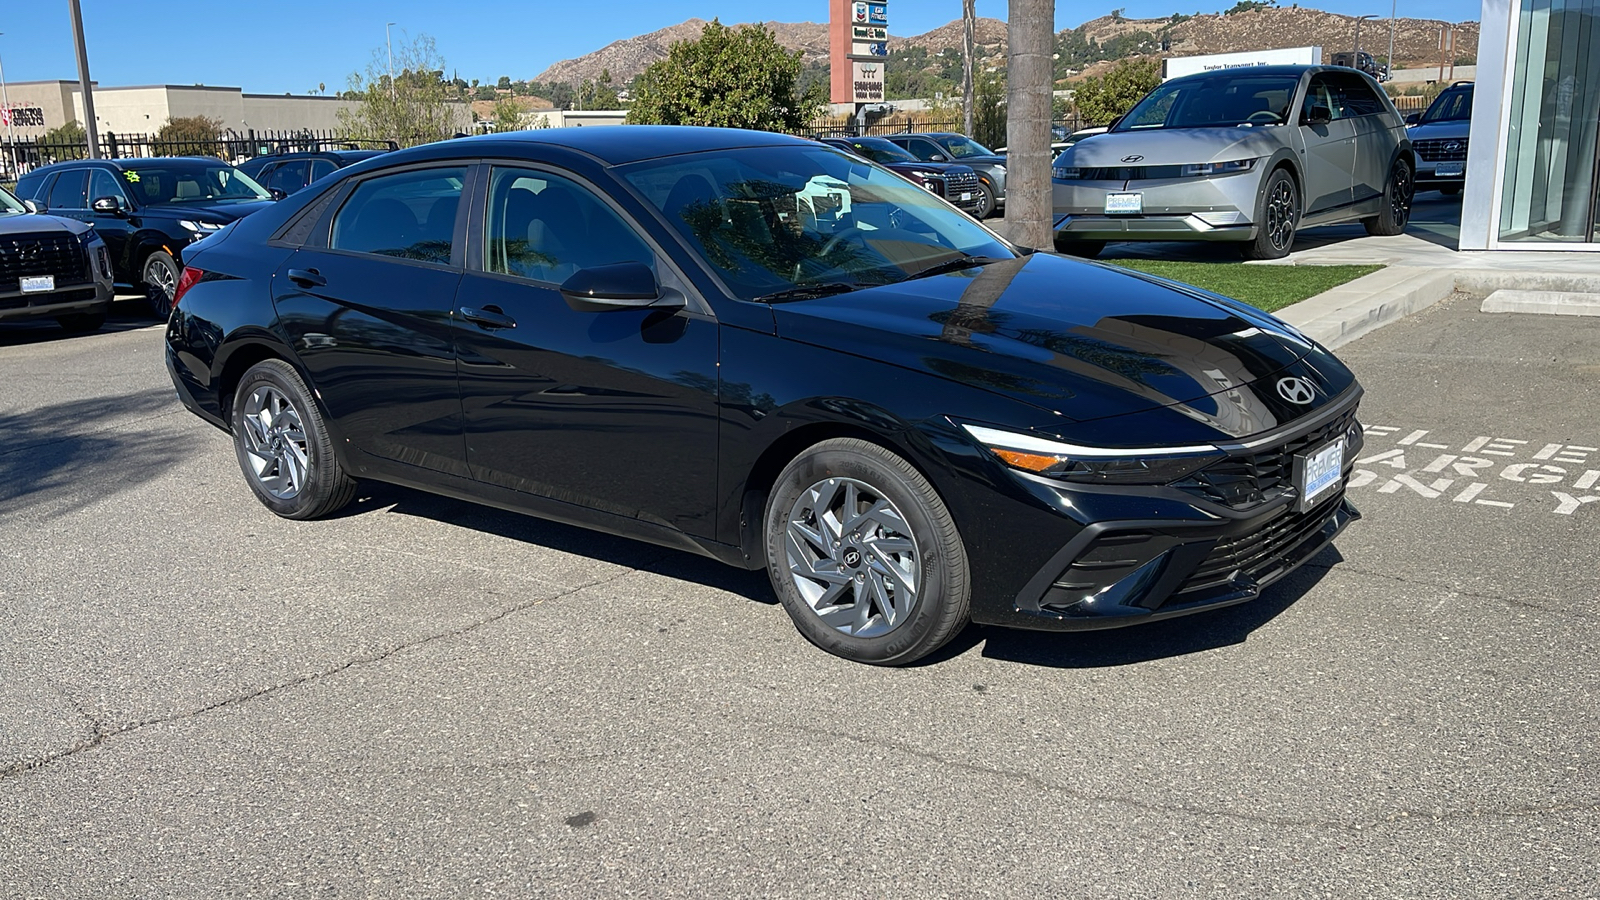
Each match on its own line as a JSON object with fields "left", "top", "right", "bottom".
{"left": 2, "top": 0, "right": 1481, "bottom": 94}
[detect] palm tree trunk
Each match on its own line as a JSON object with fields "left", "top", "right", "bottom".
{"left": 962, "top": 0, "right": 976, "bottom": 137}
{"left": 1006, "top": 0, "right": 1053, "bottom": 249}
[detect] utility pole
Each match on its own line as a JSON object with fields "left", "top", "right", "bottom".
{"left": 68, "top": 0, "right": 100, "bottom": 158}
{"left": 1006, "top": 0, "right": 1053, "bottom": 250}
{"left": 386, "top": 22, "right": 396, "bottom": 101}
{"left": 1385, "top": 0, "right": 1397, "bottom": 80}
{"left": 962, "top": 0, "right": 975, "bottom": 137}
{"left": 0, "top": 34, "right": 17, "bottom": 179}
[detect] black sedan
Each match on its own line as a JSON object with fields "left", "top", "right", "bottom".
{"left": 16, "top": 157, "right": 276, "bottom": 317}
{"left": 165, "top": 126, "right": 1362, "bottom": 665}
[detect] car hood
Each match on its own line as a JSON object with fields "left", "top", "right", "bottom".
{"left": 952, "top": 154, "right": 1006, "bottom": 167}
{"left": 769, "top": 253, "right": 1350, "bottom": 437}
{"left": 0, "top": 211, "right": 92, "bottom": 237}
{"left": 1058, "top": 127, "right": 1288, "bottom": 167}
{"left": 139, "top": 200, "right": 277, "bottom": 223}
{"left": 1407, "top": 120, "right": 1470, "bottom": 140}
{"left": 885, "top": 162, "right": 977, "bottom": 178}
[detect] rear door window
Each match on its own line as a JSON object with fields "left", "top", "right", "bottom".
{"left": 47, "top": 170, "right": 88, "bottom": 209}
{"left": 309, "top": 159, "right": 338, "bottom": 181}
{"left": 329, "top": 166, "right": 467, "bottom": 264}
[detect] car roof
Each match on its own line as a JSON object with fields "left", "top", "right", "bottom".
{"left": 379, "top": 125, "right": 808, "bottom": 167}
{"left": 46, "top": 157, "right": 230, "bottom": 169}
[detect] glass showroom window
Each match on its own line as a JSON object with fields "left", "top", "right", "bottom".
{"left": 1498, "top": 0, "right": 1600, "bottom": 242}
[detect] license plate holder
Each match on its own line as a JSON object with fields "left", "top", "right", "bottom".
{"left": 1434, "top": 162, "right": 1464, "bottom": 177}
{"left": 1294, "top": 438, "right": 1346, "bottom": 512}
{"left": 20, "top": 275, "right": 55, "bottom": 294}
{"left": 1105, "top": 192, "right": 1143, "bottom": 214}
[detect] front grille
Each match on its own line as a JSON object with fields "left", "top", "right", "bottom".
{"left": 945, "top": 171, "right": 980, "bottom": 193}
{"left": 1413, "top": 138, "right": 1468, "bottom": 162}
{"left": 0, "top": 233, "right": 92, "bottom": 293}
{"left": 1173, "top": 407, "right": 1359, "bottom": 510}
{"left": 1180, "top": 494, "right": 1346, "bottom": 592}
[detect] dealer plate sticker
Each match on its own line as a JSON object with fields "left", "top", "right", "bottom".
{"left": 1435, "top": 162, "right": 1465, "bottom": 177}
{"left": 1105, "top": 192, "right": 1143, "bottom": 214}
{"left": 1299, "top": 438, "right": 1345, "bottom": 510}
{"left": 20, "top": 275, "right": 54, "bottom": 293}
{"left": 960, "top": 192, "right": 972, "bottom": 201}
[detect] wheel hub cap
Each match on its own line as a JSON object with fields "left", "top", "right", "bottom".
{"left": 785, "top": 477, "right": 920, "bottom": 638}
{"left": 240, "top": 385, "right": 310, "bottom": 500}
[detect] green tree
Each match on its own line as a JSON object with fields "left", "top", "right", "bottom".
{"left": 42, "top": 120, "right": 88, "bottom": 146}
{"left": 493, "top": 97, "right": 524, "bottom": 132}
{"left": 497, "top": 75, "right": 512, "bottom": 90}
{"left": 337, "top": 33, "right": 460, "bottom": 147}
{"left": 627, "top": 20, "right": 822, "bottom": 131}
{"left": 973, "top": 72, "right": 1007, "bottom": 150}
{"left": 1073, "top": 58, "right": 1160, "bottom": 125}
{"left": 157, "top": 115, "right": 226, "bottom": 157}
{"left": 582, "top": 69, "right": 620, "bottom": 109}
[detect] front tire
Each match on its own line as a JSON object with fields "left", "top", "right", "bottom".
{"left": 1242, "top": 167, "right": 1299, "bottom": 260}
{"left": 764, "top": 438, "right": 970, "bottom": 666}
{"left": 230, "top": 359, "right": 356, "bottom": 520}
{"left": 972, "top": 180, "right": 997, "bottom": 219}
{"left": 55, "top": 312, "right": 106, "bottom": 333}
{"left": 143, "top": 250, "right": 181, "bottom": 321}
{"left": 1363, "top": 159, "right": 1415, "bottom": 236}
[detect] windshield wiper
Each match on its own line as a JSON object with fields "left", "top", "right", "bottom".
{"left": 903, "top": 255, "right": 1002, "bottom": 281}
{"left": 752, "top": 282, "right": 863, "bottom": 303}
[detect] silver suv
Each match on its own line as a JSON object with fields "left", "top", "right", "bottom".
{"left": 1406, "top": 82, "right": 1472, "bottom": 196}
{"left": 1052, "top": 65, "right": 1414, "bottom": 259}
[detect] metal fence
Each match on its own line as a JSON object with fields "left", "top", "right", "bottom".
{"left": 0, "top": 129, "right": 391, "bottom": 179}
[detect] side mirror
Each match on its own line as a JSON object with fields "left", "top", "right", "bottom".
{"left": 1304, "top": 105, "right": 1333, "bottom": 127}
{"left": 1404, "top": 112, "right": 1421, "bottom": 126}
{"left": 559, "top": 261, "right": 683, "bottom": 313}
{"left": 91, "top": 196, "right": 126, "bottom": 216}
{"left": 928, "top": 153, "right": 947, "bottom": 162}
{"left": 22, "top": 199, "right": 41, "bottom": 214}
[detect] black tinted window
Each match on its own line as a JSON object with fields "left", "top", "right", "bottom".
{"left": 47, "top": 170, "right": 87, "bottom": 209}
{"left": 1422, "top": 87, "right": 1473, "bottom": 123}
{"left": 309, "top": 159, "right": 338, "bottom": 181}
{"left": 484, "top": 167, "right": 653, "bottom": 285}
{"left": 263, "top": 160, "right": 312, "bottom": 194}
{"left": 1331, "top": 72, "right": 1386, "bottom": 117}
{"left": 1303, "top": 75, "right": 1344, "bottom": 120}
{"left": 330, "top": 167, "right": 465, "bottom": 264}
{"left": 88, "top": 169, "right": 128, "bottom": 205}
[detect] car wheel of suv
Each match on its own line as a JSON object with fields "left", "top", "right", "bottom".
{"left": 143, "top": 251, "right": 181, "bottom": 320}
{"left": 1242, "top": 168, "right": 1299, "bottom": 260}
{"left": 55, "top": 312, "right": 106, "bottom": 333}
{"left": 765, "top": 438, "right": 970, "bottom": 666}
{"left": 1364, "top": 159, "right": 1415, "bottom": 236}
{"left": 973, "top": 180, "right": 997, "bottom": 219}
{"left": 231, "top": 359, "right": 356, "bottom": 520}
{"left": 1053, "top": 236, "right": 1106, "bottom": 258}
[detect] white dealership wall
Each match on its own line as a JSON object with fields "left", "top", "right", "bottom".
{"left": 1162, "top": 46, "right": 1323, "bottom": 80}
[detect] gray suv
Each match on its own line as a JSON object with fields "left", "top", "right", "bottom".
{"left": 1052, "top": 65, "right": 1414, "bottom": 259}
{"left": 1406, "top": 82, "right": 1472, "bottom": 195}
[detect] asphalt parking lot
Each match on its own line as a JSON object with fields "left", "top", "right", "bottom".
{"left": 1, "top": 291, "right": 1596, "bottom": 897}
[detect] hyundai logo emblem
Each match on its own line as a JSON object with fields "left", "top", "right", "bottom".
{"left": 18, "top": 242, "right": 41, "bottom": 263}
{"left": 1121, "top": 154, "right": 1145, "bottom": 163}
{"left": 1276, "top": 377, "right": 1316, "bottom": 405}
{"left": 1444, "top": 140, "right": 1462, "bottom": 153}
{"left": 842, "top": 548, "right": 862, "bottom": 568}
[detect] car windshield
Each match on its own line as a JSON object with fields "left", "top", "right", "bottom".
{"left": 0, "top": 186, "right": 24, "bottom": 216}
{"left": 934, "top": 135, "right": 996, "bottom": 159}
{"left": 1420, "top": 87, "right": 1473, "bottom": 123}
{"left": 846, "top": 139, "right": 919, "bottom": 165}
{"left": 119, "top": 162, "right": 272, "bottom": 204}
{"left": 1115, "top": 74, "right": 1302, "bottom": 131}
{"left": 620, "top": 144, "right": 1014, "bottom": 301}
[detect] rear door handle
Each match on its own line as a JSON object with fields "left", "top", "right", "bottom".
{"left": 287, "top": 268, "right": 326, "bottom": 287}
{"left": 460, "top": 306, "right": 516, "bottom": 329}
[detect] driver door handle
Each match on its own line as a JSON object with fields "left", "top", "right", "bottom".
{"left": 460, "top": 306, "right": 516, "bottom": 329}
{"left": 287, "top": 268, "right": 326, "bottom": 287}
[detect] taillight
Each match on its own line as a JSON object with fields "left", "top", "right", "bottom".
{"left": 173, "top": 266, "right": 203, "bottom": 308}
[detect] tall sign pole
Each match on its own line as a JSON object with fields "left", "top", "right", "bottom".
{"left": 829, "top": 0, "right": 888, "bottom": 132}
{"left": 68, "top": 0, "right": 100, "bottom": 158}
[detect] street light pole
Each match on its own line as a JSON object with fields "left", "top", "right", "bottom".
{"left": 1354, "top": 14, "right": 1378, "bottom": 59}
{"left": 69, "top": 0, "right": 101, "bottom": 158}
{"left": 1386, "top": 0, "right": 1398, "bottom": 80}
{"left": 386, "top": 23, "right": 396, "bottom": 101}
{"left": 0, "top": 34, "right": 18, "bottom": 179}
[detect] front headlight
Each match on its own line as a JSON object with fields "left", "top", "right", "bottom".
{"left": 962, "top": 424, "right": 1225, "bottom": 485}
{"left": 1180, "top": 158, "right": 1259, "bottom": 177}
{"left": 178, "top": 220, "right": 224, "bottom": 235}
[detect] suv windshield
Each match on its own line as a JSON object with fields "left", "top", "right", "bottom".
{"left": 119, "top": 162, "right": 272, "bottom": 204}
{"left": 621, "top": 145, "right": 1013, "bottom": 301}
{"left": 0, "top": 187, "right": 25, "bottom": 216}
{"left": 1115, "top": 74, "right": 1302, "bottom": 130}
{"left": 934, "top": 135, "right": 996, "bottom": 159}
{"left": 1420, "top": 86, "right": 1473, "bottom": 123}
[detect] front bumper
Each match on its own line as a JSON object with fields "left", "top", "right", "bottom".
{"left": 0, "top": 242, "right": 114, "bottom": 323}
{"left": 1052, "top": 171, "right": 1262, "bottom": 243}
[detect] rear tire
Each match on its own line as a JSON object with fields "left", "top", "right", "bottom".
{"left": 1363, "top": 159, "right": 1415, "bottom": 236}
{"left": 1241, "top": 168, "right": 1299, "bottom": 260}
{"left": 143, "top": 250, "right": 181, "bottom": 321}
{"left": 230, "top": 359, "right": 356, "bottom": 520}
{"left": 1053, "top": 236, "right": 1105, "bottom": 258}
{"left": 764, "top": 438, "right": 970, "bottom": 666}
{"left": 55, "top": 312, "right": 106, "bottom": 333}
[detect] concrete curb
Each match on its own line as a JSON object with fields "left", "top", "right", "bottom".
{"left": 1482, "top": 289, "right": 1600, "bottom": 316}
{"left": 1275, "top": 267, "right": 1600, "bottom": 350}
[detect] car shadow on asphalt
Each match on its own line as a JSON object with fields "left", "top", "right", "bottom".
{"left": 0, "top": 299, "right": 158, "bottom": 347}
{"left": 951, "top": 547, "right": 1341, "bottom": 669}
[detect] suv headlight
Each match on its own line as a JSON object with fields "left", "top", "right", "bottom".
{"left": 1180, "top": 158, "right": 1259, "bottom": 177}
{"left": 178, "top": 219, "right": 224, "bottom": 236}
{"left": 962, "top": 424, "right": 1225, "bottom": 485}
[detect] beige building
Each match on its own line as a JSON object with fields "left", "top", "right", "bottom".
{"left": 2, "top": 80, "right": 469, "bottom": 138}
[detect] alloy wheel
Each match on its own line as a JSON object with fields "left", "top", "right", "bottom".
{"left": 1264, "top": 179, "right": 1298, "bottom": 252}
{"left": 145, "top": 257, "right": 177, "bottom": 315}
{"left": 240, "top": 385, "right": 311, "bottom": 500}
{"left": 1390, "top": 163, "right": 1413, "bottom": 227}
{"left": 785, "top": 476, "right": 920, "bottom": 638}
